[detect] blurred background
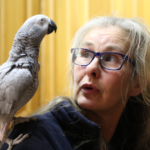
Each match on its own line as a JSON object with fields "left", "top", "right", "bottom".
{"left": 0, "top": 0, "right": 150, "bottom": 117}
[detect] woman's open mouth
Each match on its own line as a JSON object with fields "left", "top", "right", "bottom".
{"left": 81, "top": 84, "right": 100, "bottom": 94}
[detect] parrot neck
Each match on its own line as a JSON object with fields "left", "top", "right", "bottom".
{"left": 8, "top": 39, "right": 40, "bottom": 62}
{"left": 25, "top": 46, "right": 40, "bottom": 60}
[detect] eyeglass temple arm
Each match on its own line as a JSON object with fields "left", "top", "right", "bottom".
{"left": 124, "top": 56, "right": 135, "bottom": 65}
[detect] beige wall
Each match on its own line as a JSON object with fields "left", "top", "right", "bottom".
{"left": 0, "top": 0, "right": 150, "bottom": 116}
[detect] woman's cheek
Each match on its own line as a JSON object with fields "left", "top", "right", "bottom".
{"left": 74, "top": 66, "right": 85, "bottom": 83}
{"left": 73, "top": 66, "right": 85, "bottom": 100}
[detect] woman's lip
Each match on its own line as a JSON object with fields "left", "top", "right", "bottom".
{"left": 81, "top": 84, "right": 100, "bottom": 94}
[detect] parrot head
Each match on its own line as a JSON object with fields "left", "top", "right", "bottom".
{"left": 15, "top": 14, "right": 57, "bottom": 46}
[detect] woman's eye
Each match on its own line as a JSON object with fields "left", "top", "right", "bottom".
{"left": 102, "top": 54, "right": 118, "bottom": 62}
{"left": 105, "top": 56, "right": 114, "bottom": 61}
{"left": 82, "top": 52, "right": 90, "bottom": 57}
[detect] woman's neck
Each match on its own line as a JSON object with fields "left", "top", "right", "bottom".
{"left": 84, "top": 105, "right": 125, "bottom": 143}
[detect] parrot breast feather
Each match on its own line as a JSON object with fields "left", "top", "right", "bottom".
{"left": 0, "top": 67, "right": 33, "bottom": 115}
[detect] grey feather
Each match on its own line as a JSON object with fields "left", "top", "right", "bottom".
{"left": 0, "top": 14, "right": 57, "bottom": 122}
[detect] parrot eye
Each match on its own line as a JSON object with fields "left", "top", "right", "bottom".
{"left": 41, "top": 19, "right": 44, "bottom": 22}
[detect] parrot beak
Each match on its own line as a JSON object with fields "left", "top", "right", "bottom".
{"left": 48, "top": 19, "right": 57, "bottom": 34}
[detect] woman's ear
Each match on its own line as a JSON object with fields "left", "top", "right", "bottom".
{"left": 129, "top": 81, "right": 141, "bottom": 96}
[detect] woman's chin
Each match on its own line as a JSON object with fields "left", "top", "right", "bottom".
{"left": 76, "top": 96, "right": 96, "bottom": 110}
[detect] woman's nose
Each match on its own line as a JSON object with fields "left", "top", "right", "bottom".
{"left": 85, "top": 57, "right": 101, "bottom": 78}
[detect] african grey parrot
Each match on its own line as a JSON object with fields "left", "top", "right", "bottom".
{"left": 0, "top": 14, "right": 57, "bottom": 150}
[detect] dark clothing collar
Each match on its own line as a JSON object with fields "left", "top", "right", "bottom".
{"left": 109, "top": 99, "right": 142, "bottom": 150}
{"left": 50, "top": 101, "right": 100, "bottom": 150}
{"left": 51, "top": 100, "right": 139, "bottom": 149}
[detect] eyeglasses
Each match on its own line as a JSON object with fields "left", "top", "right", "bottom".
{"left": 71, "top": 48, "right": 135, "bottom": 70}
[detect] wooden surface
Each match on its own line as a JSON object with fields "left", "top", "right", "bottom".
{"left": 0, "top": 0, "right": 150, "bottom": 116}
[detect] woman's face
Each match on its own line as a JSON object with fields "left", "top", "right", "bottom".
{"left": 73, "top": 26, "right": 133, "bottom": 115}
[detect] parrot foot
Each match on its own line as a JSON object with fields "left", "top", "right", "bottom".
{"left": 5, "top": 133, "right": 29, "bottom": 150}
{"left": 11, "top": 116, "right": 37, "bottom": 128}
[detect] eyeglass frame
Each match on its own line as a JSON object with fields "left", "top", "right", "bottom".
{"left": 71, "top": 48, "right": 135, "bottom": 71}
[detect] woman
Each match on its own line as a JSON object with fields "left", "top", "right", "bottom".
{"left": 1, "top": 16, "right": 150, "bottom": 150}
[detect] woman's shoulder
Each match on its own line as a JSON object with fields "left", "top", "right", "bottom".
{"left": 0, "top": 100, "right": 100, "bottom": 150}
{"left": 0, "top": 101, "right": 79, "bottom": 150}
{"left": 0, "top": 111, "right": 67, "bottom": 150}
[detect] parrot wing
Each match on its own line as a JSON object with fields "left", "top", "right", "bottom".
{"left": 0, "top": 64, "right": 33, "bottom": 115}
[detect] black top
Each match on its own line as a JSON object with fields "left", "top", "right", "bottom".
{"left": 1, "top": 100, "right": 141, "bottom": 150}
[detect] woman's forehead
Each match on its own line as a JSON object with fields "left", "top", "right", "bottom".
{"left": 81, "top": 26, "right": 130, "bottom": 53}
{"left": 83, "top": 26, "right": 127, "bottom": 41}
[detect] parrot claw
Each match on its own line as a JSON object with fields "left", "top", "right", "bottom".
{"left": 6, "top": 133, "right": 29, "bottom": 150}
